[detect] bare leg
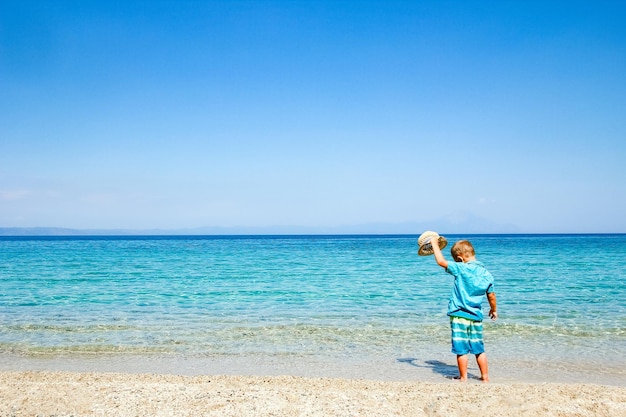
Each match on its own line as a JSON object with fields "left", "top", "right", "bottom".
{"left": 476, "top": 353, "right": 489, "bottom": 382}
{"left": 456, "top": 354, "right": 468, "bottom": 381}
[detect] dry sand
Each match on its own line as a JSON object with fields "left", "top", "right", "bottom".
{"left": 1, "top": 371, "right": 625, "bottom": 417}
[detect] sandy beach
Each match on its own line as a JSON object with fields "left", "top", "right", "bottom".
{"left": 1, "top": 371, "right": 625, "bottom": 417}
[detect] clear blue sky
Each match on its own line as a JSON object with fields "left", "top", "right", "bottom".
{"left": 1, "top": 1, "right": 625, "bottom": 233}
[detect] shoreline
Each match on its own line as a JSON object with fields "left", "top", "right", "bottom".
{"left": 1, "top": 351, "right": 625, "bottom": 387}
{"left": 2, "top": 370, "right": 625, "bottom": 416}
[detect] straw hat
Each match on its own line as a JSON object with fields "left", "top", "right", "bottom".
{"left": 418, "top": 231, "right": 448, "bottom": 256}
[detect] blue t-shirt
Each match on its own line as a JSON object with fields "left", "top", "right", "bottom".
{"left": 445, "top": 260, "right": 494, "bottom": 321}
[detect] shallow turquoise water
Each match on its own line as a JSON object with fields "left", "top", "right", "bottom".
{"left": 1, "top": 234, "right": 625, "bottom": 382}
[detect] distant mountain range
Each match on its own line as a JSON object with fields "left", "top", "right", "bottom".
{"left": 0, "top": 214, "right": 521, "bottom": 236}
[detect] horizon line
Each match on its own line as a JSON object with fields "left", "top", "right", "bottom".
{"left": 0, "top": 227, "right": 624, "bottom": 237}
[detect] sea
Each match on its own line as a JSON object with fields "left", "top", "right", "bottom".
{"left": 1, "top": 234, "right": 625, "bottom": 385}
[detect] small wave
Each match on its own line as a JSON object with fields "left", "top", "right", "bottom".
{"left": 2, "top": 323, "right": 141, "bottom": 332}
{"left": 490, "top": 322, "right": 626, "bottom": 338}
{"left": 0, "top": 343, "right": 173, "bottom": 356}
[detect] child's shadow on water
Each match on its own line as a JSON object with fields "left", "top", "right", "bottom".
{"left": 397, "top": 358, "right": 475, "bottom": 380}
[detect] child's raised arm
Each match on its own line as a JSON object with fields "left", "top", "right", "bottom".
{"left": 431, "top": 235, "right": 448, "bottom": 269}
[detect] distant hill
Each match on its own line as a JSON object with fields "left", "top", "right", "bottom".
{"left": 0, "top": 215, "right": 520, "bottom": 236}
{"left": 0, "top": 227, "right": 135, "bottom": 236}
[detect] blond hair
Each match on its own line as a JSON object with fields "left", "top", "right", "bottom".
{"left": 451, "top": 240, "right": 475, "bottom": 262}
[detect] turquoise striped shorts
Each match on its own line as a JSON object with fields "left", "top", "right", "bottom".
{"left": 450, "top": 316, "right": 485, "bottom": 355}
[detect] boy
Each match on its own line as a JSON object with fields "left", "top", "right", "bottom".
{"left": 431, "top": 235, "right": 497, "bottom": 382}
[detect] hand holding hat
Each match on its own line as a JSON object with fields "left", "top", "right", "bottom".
{"left": 418, "top": 231, "right": 448, "bottom": 256}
